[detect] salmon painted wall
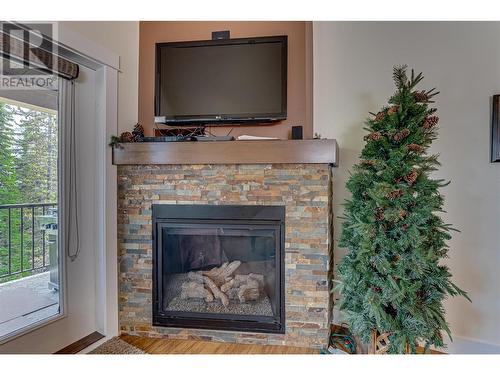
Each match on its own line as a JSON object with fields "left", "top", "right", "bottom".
{"left": 139, "top": 21, "right": 313, "bottom": 139}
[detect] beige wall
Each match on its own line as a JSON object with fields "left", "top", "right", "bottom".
{"left": 60, "top": 21, "right": 139, "bottom": 133}
{"left": 313, "top": 21, "right": 500, "bottom": 353}
{"left": 139, "top": 21, "right": 312, "bottom": 139}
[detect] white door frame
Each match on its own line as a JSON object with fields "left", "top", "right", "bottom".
{"left": 57, "top": 23, "right": 120, "bottom": 340}
{"left": 94, "top": 65, "right": 118, "bottom": 338}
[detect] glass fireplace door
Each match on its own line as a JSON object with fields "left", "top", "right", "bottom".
{"left": 160, "top": 223, "right": 279, "bottom": 315}
{"left": 153, "top": 205, "right": 285, "bottom": 334}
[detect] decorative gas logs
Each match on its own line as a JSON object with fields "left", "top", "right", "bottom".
{"left": 202, "top": 274, "right": 230, "bottom": 307}
{"left": 180, "top": 281, "right": 214, "bottom": 302}
{"left": 202, "top": 261, "right": 242, "bottom": 286}
{"left": 180, "top": 261, "right": 265, "bottom": 306}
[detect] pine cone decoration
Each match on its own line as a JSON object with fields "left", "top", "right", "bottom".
{"left": 120, "top": 131, "right": 134, "bottom": 143}
{"left": 374, "top": 111, "right": 386, "bottom": 122}
{"left": 132, "top": 123, "right": 144, "bottom": 136}
{"left": 404, "top": 170, "right": 418, "bottom": 185}
{"left": 132, "top": 123, "right": 145, "bottom": 141}
{"left": 408, "top": 143, "right": 424, "bottom": 153}
{"left": 413, "top": 90, "right": 429, "bottom": 103}
{"left": 436, "top": 330, "right": 443, "bottom": 342}
{"left": 393, "top": 129, "right": 410, "bottom": 142}
{"left": 387, "top": 189, "right": 403, "bottom": 199}
{"left": 422, "top": 116, "right": 439, "bottom": 129}
{"left": 364, "top": 131, "right": 383, "bottom": 141}
{"left": 361, "top": 159, "right": 377, "bottom": 167}
{"left": 371, "top": 286, "right": 382, "bottom": 293}
{"left": 387, "top": 105, "right": 399, "bottom": 115}
{"left": 398, "top": 209, "right": 407, "bottom": 219}
{"left": 375, "top": 207, "right": 385, "bottom": 221}
{"left": 402, "top": 223, "right": 409, "bottom": 231}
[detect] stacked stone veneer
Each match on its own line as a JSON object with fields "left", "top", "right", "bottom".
{"left": 118, "top": 163, "right": 333, "bottom": 348}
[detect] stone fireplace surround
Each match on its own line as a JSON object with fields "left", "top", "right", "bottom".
{"left": 116, "top": 140, "right": 336, "bottom": 349}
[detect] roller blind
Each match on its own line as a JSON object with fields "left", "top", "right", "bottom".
{"left": 0, "top": 26, "right": 79, "bottom": 80}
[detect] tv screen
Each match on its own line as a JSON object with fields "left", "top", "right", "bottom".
{"left": 155, "top": 36, "right": 287, "bottom": 125}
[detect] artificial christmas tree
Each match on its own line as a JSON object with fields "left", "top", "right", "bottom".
{"left": 336, "top": 65, "right": 469, "bottom": 354}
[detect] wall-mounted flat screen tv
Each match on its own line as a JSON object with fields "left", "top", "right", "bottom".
{"left": 154, "top": 35, "right": 287, "bottom": 125}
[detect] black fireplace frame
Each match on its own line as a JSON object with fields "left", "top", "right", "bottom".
{"left": 152, "top": 204, "right": 286, "bottom": 334}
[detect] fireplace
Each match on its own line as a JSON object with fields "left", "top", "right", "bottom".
{"left": 152, "top": 204, "right": 285, "bottom": 334}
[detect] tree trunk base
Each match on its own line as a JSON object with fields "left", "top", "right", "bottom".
{"left": 370, "top": 330, "right": 411, "bottom": 354}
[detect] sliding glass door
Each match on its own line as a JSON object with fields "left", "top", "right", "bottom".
{"left": 0, "top": 83, "right": 62, "bottom": 341}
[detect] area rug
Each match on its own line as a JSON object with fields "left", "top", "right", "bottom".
{"left": 89, "top": 337, "right": 146, "bottom": 354}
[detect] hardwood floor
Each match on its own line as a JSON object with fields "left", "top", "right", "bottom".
{"left": 120, "top": 334, "right": 319, "bottom": 354}
{"left": 119, "top": 334, "right": 444, "bottom": 355}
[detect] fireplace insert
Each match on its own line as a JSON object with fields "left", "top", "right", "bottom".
{"left": 152, "top": 204, "right": 285, "bottom": 334}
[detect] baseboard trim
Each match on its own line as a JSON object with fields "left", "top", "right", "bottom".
{"left": 54, "top": 331, "right": 105, "bottom": 354}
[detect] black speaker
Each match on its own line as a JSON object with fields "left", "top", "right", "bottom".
{"left": 212, "top": 30, "right": 230, "bottom": 40}
{"left": 291, "top": 126, "right": 303, "bottom": 140}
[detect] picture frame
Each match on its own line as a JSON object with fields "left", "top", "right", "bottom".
{"left": 492, "top": 95, "right": 500, "bottom": 162}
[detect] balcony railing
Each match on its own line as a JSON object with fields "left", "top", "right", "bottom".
{"left": 0, "top": 202, "right": 57, "bottom": 282}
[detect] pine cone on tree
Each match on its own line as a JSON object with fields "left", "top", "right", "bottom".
{"left": 387, "top": 189, "right": 403, "bottom": 199}
{"left": 361, "top": 159, "right": 377, "bottom": 167}
{"left": 364, "top": 131, "right": 383, "bottom": 141}
{"left": 393, "top": 129, "right": 410, "bottom": 142}
{"left": 404, "top": 169, "right": 418, "bottom": 185}
{"left": 408, "top": 143, "right": 424, "bottom": 154}
{"left": 436, "top": 330, "right": 443, "bottom": 342}
{"left": 387, "top": 105, "right": 399, "bottom": 114}
{"left": 398, "top": 209, "right": 407, "bottom": 219}
{"left": 374, "top": 111, "right": 386, "bottom": 122}
{"left": 422, "top": 116, "right": 439, "bottom": 130}
{"left": 413, "top": 90, "right": 429, "bottom": 102}
{"left": 374, "top": 207, "right": 385, "bottom": 221}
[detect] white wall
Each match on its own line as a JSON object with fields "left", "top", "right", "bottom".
{"left": 60, "top": 21, "right": 139, "bottom": 133}
{"left": 314, "top": 21, "right": 500, "bottom": 353}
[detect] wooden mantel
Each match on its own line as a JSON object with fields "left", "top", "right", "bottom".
{"left": 112, "top": 139, "right": 338, "bottom": 166}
